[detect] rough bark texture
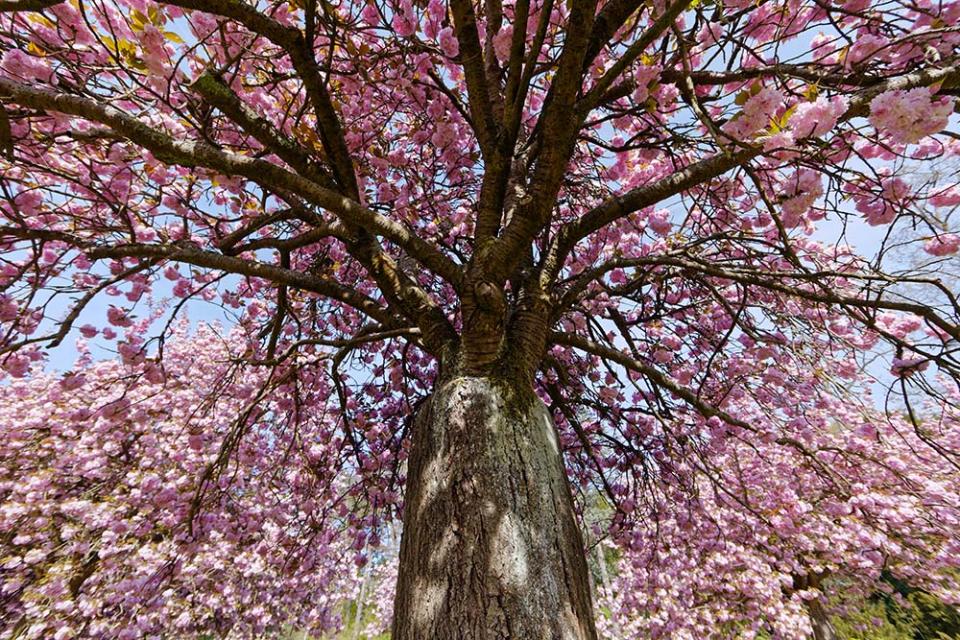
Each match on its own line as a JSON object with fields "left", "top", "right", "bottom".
{"left": 392, "top": 376, "right": 598, "bottom": 640}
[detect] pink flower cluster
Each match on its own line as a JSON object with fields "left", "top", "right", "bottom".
{"left": 869, "top": 88, "right": 955, "bottom": 145}
{"left": 848, "top": 174, "right": 913, "bottom": 226}
{"left": 2, "top": 1, "right": 960, "bottom": 637}
{"left": 788, "top": 96, "right": 848, "bottom": 139}
{"left": 723, "top": 86, "right": 784, "bottom": 140}
{"left": 596, "top": 380, "right": 960, "bottom": 639}
{"left": 0, "top": 326, "right": 369, "bottom": 639}
{"left": 780, "top": 168, "right": 825, "bottom": 228}
{"left": 0, "top": 48, "right": 52, "bottom": 82}
{"left": 924, "top": 232, "right": 960, "bottom": 257}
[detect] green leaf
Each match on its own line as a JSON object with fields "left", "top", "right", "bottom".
{"left": 129, "top": 9, "right": 147, "bottom": 31}
{"left": 768, "top": 105, "right": 796, "bottom": 133}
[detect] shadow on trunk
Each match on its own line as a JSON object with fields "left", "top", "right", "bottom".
{"left": 392, "top": 376, "right": 598, "bottom": 640}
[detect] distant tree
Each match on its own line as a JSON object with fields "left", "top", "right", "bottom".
{"left": 0, "top": 324, "right": 360, "bottom": 639}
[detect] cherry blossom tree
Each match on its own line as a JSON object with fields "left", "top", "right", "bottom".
{"left": 0, "top": 323, "right": 366, "bottom": 639}
{"left": 1, "top": 0, "right": 959, "bottom": 638}
{"left": 593, "top": 377, "right": 960, "bottom": 639}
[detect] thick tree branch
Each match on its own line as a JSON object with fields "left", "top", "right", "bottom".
{"left": 483, "top": 0, "right": 599, "bottom": 282}
{"left": 0, "top": 77, "right": 463, "bottom": 291}
{"left": 500, "top": 0, "right": 553, "bottom": 150}
{"left": 583, "top": 0, "right": 646, "bottom": 68}
{"left": 542, "top": 63, "right": 960, "bottom": 283}
{"left": 158, "top": 0, "right": 360, "bottom": 198}
{"left": 0, "top": 226, "right": 87, "bottom": 245}
{"left": 449, "top": 0, "right": 501, "bottom": 159}
{"left": 216, "top": 208, "right": 317, "bottom": 253}
{"left": 0, "top": 0, "right": 62, "bottom": 10}
{"left": 501, "top": 0, "right": 531, "bottom": 126}
{"left": 189, "top": 70, "right": 336, "bottom": 188}
{"left": 223, "top": 224, "right": 346, "bottom": 256}
{"left": 579, "top": 0, "right": 688, "bottom": 112}
{"left": 86, "top": 242, "right": 399, "bottom": 328}
{"left": 541, "top": 148, "right": 757, "bottom": 283}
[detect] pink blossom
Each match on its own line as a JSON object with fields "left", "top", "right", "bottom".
{"left": 890, "top": 356, "right": 929, "bottom": 377}
{"left": 438, "top": 27, "right": 459, "bottom": 58}
{"left": 2, "top": 353, "right": 31, "bottom": 377}
{"left": 924, "top": 233, "right": 960, "bottom": 256}
{"left": 723, "top": 87, "right": 784, "bottom": 140}
{"left": 780, "top": 168, "right": 824, "bottom": 227}
{"left": 847, "top": 34, "right": 888, "bottom": 65}
{"left": 852, "top": 175, "right": 912, "bottom": 226}
{"left": 0, "top": 296, "right": 17, "bottom": 323}
{"left": 0, "top": 49, "right": 53, "bottom": 82}
{"left": 391, "top": 1, "right": 417, "bottom": 37}
{"left": 106, "top": 306, "right": 133, "bottom": 327}
{"left": 788, "top": 96, "right": 848, "bottom": 139}
{"left": 78, "top": 324, "right": 98, "bottom": 338}
{"left": 648, "top": 209, "right": 673, "bottom": 236}
{"left": 696, "top": 21, "right": 723, "bottom": 47}
{"left": 930, "top": 186, "right": 960, "bottom": 208}
{"left": 492, "top": 25, "right": 513, "bottom": 62}
{"left": 762, "top": 130, "right": 795, "bottom": 152}
{"left": 361, "top": 3, "right": 379, "bottom": 25}
{"left": 869, "top": 88, "right": 955, "bottom": 144}
{"left": 139, "top": 25, "right": 169, "bottom": 77}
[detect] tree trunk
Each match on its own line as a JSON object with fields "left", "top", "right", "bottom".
{"left": 596, "top": 543, "right": 611, "bottom": 595}
{"left": 392, "top": 376, "right": 598, "bottom": 640}
{"left": 351, "top": 566, "right": 367, "bottom": 640}
{"left": 808, "top": 598, "right": 836, "bottom": 640}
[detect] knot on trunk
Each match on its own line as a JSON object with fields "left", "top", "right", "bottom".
{"left": 459, "top": 276, "right": 508, "bottom": 375}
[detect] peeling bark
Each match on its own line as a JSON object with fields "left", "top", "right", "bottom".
{"left": 392, "top": 377, "right": 597, "bottom": 640}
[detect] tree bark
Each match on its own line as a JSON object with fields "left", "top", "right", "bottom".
{"left": 808, "top": 598, "right": 836, "bottom": 640}
{"left": 392, "top": 376, "right": 598, "bottom": 640}
{"left": 351, "top": 566, "right": 367, "bottom": 640}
